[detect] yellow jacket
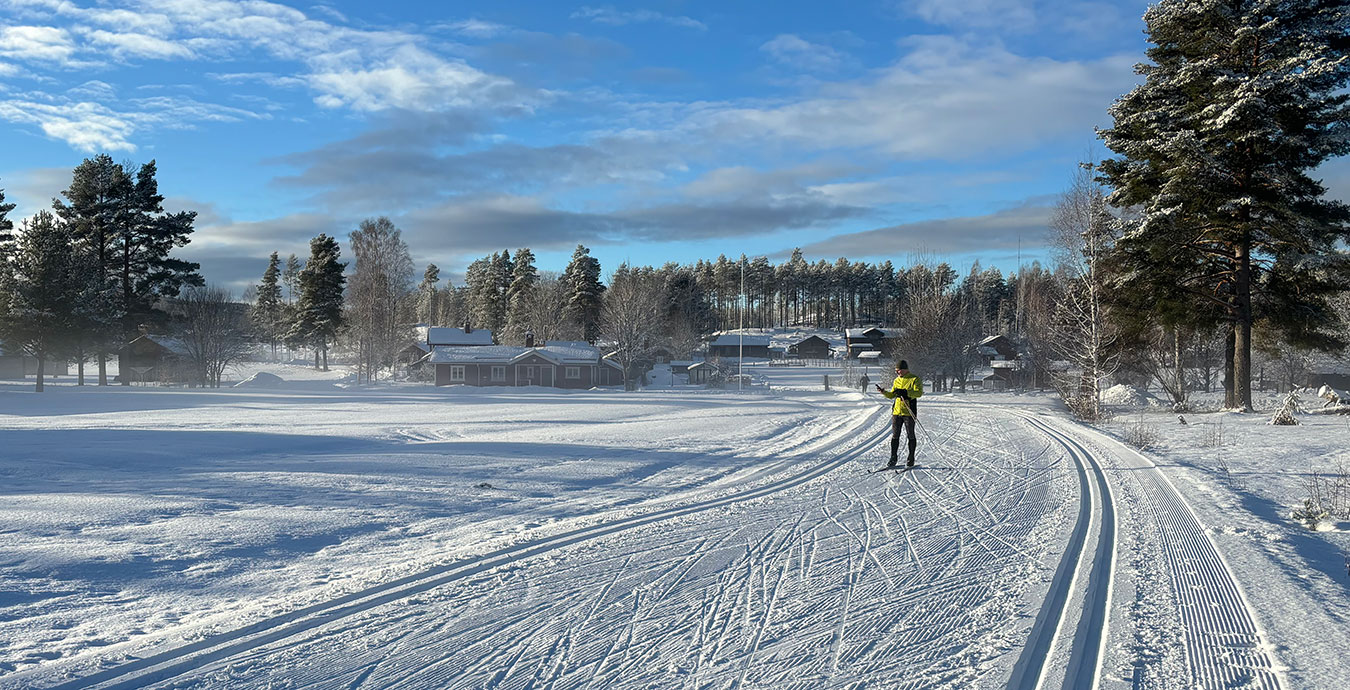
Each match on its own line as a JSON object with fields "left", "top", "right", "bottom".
{"left": 882, "top": 373, "right": 923, "bottom": 416}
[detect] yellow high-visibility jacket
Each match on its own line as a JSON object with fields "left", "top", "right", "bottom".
{"left": 882, "top": 374, "right": 923, "bottom": 416}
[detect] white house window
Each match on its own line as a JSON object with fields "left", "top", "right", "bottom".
{"left": 565, "top": 366, "right": 580, "bottom": 380}
{"left": 449, "top": 365, "right": 465, "bottom": 382}
{"left": 491, "top": 366, "right": 506, "bottom": 381}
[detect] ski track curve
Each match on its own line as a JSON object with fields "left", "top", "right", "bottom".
{"left": 94, "top": 400, "right": 1074, "bottom": 690}
{"left": 9, "top": 403, "right": 887, "bottom": 690}
{"left": 13, "top": 398, "right": 1220, "bottom": 690}
{"left": 1059, "top": 421, "right": 1285, "bottom": 690}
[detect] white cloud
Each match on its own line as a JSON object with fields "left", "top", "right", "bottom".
{"left": 685, "top": 36, "right": 1136, "bottom": 160}
{"left": 0, "top": 100, "right": 138, "bottom": 151}
{"left": 903, "top": 0, "right": 1037, "bottom": 31}
{"left": 0, "top": 93, "right": 268, "bottom": 151}
{"left": 0, "top": 25, "right": 76, "bottom": 63}
{"left": 571, "top": 6, "right": 706, "bottom": 30}
{"left": 306, "top": 45, "right": 515, "bottom": 112}
{"left": 82, "top": 28, "right": 195, "bottom": 59}
{"left": 760, "top": 34, "right": 847, "bottom": 72}
{"left": 439, "top": 19, "right": 510, "bottom": 39}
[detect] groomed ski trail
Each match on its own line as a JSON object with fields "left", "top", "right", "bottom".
{"left": 39, "top": 400, "right": 1077, "bottom": 690}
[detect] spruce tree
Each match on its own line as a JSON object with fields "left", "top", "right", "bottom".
{"left": 0, "top": 185, "right": 14, "bottom": 259}
{"left": 417, "top": 264, "right": 441, "bottom": 325}
{"left": 283, "top": 253, "right": 303, "bottom": 304}
{"left": 0, "top": 212, "right": 82, "bottom": 391}
{"left": 289, "top": 234, "right": 346, "bottom": 370}
{"left": 254, "top": 253, "right": 284, "bottom": 358}
{"left": 1099, "top": 0, "right": 1350, "bottom": 411}
{"left": 562, "top": 244, "right": 604, "bottom": 343}
{"left": 504, "top": 248, "right": 538, "bottom": 344}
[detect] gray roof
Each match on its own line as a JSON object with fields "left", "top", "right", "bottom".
{"left": 132, "top": 334, "right": 190, "bottom": 356}
{"left": 429, "top": 341, "right": 619, "bottom": 368}
{"left": 710, "top": 334, "right": 770, "bottom": 347}
{"left": 427, "top": 327, "right": 494, "bottom": 346}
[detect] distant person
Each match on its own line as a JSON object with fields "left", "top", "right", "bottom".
{"left": 858, "top": 372, "right": 869, "bottom": 392}
{"left": 875, "top": 360, "right": 923, "bottom": 467}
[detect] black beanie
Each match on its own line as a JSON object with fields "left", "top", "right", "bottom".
{"left": 898, "top": 360, "right": 908, "bottom": 370}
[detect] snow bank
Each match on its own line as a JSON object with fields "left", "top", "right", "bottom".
{"left": 234, "top": 372, "right": 285, "bottom": 388}
{"left": 1101, "top": 383, "right": 1154, "bottom": 407}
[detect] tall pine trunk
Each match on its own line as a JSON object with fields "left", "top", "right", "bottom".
{"left": 1234, "top": 237, "right": 1254, "bottom": 412}
{"left": 35, "top": 353, "right": 45, "bottom": 392}
{"left": 98, "top": 353, "right": 107, "bottom": 385}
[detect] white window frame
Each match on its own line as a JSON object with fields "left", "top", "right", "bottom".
{"left": 491, "top": 365, "right": 506, "bottom": 382}
{"left": 449, "top": 365, "right": 465, "bottom": 382}
{"left": 565, "top": 366, "right": 581, "bottom": 380}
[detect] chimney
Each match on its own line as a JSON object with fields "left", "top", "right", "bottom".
{"left": 463, "top": 319, "right": 472, "bottom": 334}
{"left": 525, "top": 330, "right": 535, "bottom": 348}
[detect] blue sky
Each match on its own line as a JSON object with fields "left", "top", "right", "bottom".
{"left": 2, "top": 0, "right": 1347, "bottom": 292}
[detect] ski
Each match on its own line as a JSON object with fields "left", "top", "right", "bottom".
{"left": 868, "top": 465, "right": 914, "bottom": 474}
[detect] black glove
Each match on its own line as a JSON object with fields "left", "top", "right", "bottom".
{"left": 899, "top": 391, "right": 909, "bottom": 400}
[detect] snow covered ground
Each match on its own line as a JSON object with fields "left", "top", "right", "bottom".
{"left": 1, "top": 362, "right": 1347, "bottom": 689}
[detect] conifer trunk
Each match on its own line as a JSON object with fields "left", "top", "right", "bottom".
{"left": 1234, "top": 238, "right": 1254, "bottom": 412}
{"left": 35, "top": 353, "right": 45, "bottom": 393}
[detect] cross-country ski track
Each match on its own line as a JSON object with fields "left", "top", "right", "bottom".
{"left": 3, "top": 396, "right": 1287, "bottom": 690}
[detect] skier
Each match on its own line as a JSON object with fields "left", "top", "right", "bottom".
{"left": 875, "top": 360, "right": 923, "bottom": 467}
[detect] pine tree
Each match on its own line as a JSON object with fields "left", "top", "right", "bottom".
{"left": 283, "top": 254, "right": 303, "bottom": 304}
{"left": 53, "top": 155, "right": 203, "bottom": 385}
{"left": 416, "top": 264, "right": 441, "bottom": 325}
{"left": 1099, "top": 0, "right": 1350, "bottom": 411}
{"left": 289, "top": 234, "right": 346, "bottom": 370}
{"left": 0, "top": 212, "right": 82, "bottom": 391}
{"left": 504, "top": 248, "right": 538, "bottom": 344}
{"left": 254, "top": 253, "right": 284, "bottom": 358}
{"left": 0, "top": 184, "right": 14, "bottom": 260}
{"left": 562, "top": 244, "right": 604, "bottom": 343}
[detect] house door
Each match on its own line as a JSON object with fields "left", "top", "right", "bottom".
{"left": 541, "top": 367, "right": 553, "bottom": 387}
{"left": 522, "top": 366, "right": 537, "bottom": 385}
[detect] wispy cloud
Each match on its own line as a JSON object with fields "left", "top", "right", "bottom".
{"left": 438, "top": 19, "right": 511, "bottom": 39}
{"left": 792, "top": 201, "right": 1054, "bottom": 258}
{"left": 760, "top": 35, "right": 848, "bottom": 72}
{"left": 571, "top": 6, "right": 706, "bottom": 31}
{"left": 3, "top": 0, "right": 539, "bottom": 150}
{"left": 685, "top": 36, "right": 1136, "bottom": 160}
{"left": 0, "top": 93, "right": 267, "bottom": 151}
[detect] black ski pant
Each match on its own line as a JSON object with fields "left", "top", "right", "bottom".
{"left": 890, "top": 405, "right": 917, "bottom": 463}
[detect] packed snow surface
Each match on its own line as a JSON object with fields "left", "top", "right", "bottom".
{"left": 1, "top": 360, "right": 1347, "bottom": 689}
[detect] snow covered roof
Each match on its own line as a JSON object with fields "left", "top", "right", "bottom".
{"left": 991, "top": 360, "right": 1021, "bottom": 369}
{"left": 539, "top": 342, "right": 605, "bottom": 364}
{"left": 429, "top": 341, "right": 609, "bottom": 366}
{"left": 858, "top": 351, "right": 881, "bottom": 360}
{"left": 427, "top": 327, "right": 494, "bottom": 346}
{"left": 711, "top": 334, "right": 770, "bottom": 347}
{"left": 132, "top": 334, "right": 190, "bottom": 356}
{"left": 428, "top": 345, "right": 521, "bottom": 364}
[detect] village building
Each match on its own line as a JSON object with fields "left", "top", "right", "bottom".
{"left": 686, "top": 360, "right": 720, "bottom": 385}
{"left": 0, "top": 347, "right": 69, "bottom": 379}
{"left": 707, "top": 334, "right": 771, "bottom": 359}
{"left": 427, "top": 326, "right": 494, "bottom": 347}
{"left": 788, "top": 335, "right": 832, "bottom": 360}
{"left": 976, "top": 335, "right": 1019, "bottom": 365}
{"left": 121, "top": 334, "right": 192, "bottom": 383}
{"left": 430, "top": 340, "right": 623, "bottom": 388}
{"left": 844, "top": 327, "right": 900, "bottom": 359}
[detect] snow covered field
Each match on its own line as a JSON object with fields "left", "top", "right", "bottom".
{"left": 1, "top": 362, "right": 1347, "bottom": 689}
